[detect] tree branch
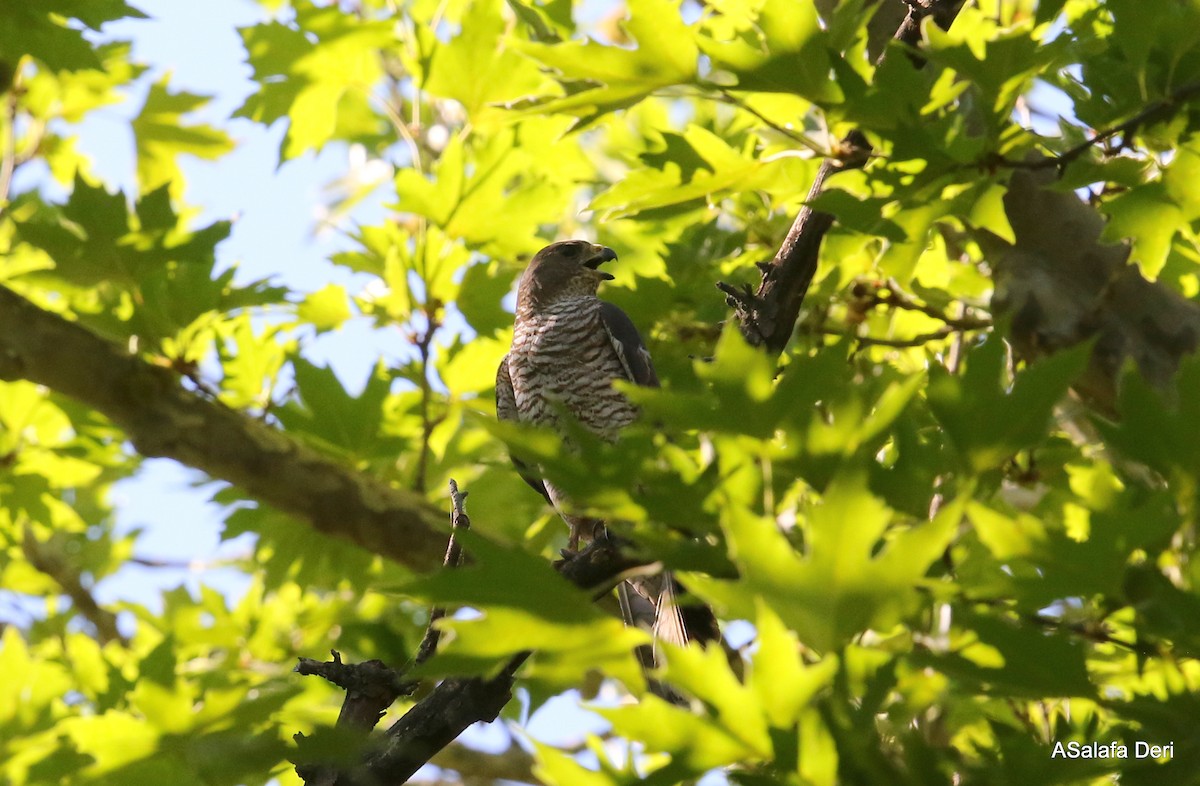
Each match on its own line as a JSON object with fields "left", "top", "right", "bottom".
{"left": 0, "top": 284, "right": 450, "bottom": 571}
{"left": 300, "top": 535, "right": 640, "bottom": 786}
{"left": 987, "top": 80, "right": 1200, "bottom": 172}
{"left": 721, "top": 0, "right": 966, "bottom": 357}
{"left": 21, "top": 523, "right": 125, "bottom": 647}
{"left": 359, "top": 536, "right": 638, "bottom": 784}
{"left": 813, "top": 324, "right": 984, "bottom": 348}
{"left": 415, "top": 480, "right": 471, "bottom": 667}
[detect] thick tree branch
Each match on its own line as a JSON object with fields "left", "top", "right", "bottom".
{"left": 0, "top": 284, "right": 449, "bottom": 571}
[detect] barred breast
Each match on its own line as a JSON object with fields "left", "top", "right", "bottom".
{"left": 508, "top": 296, "right": 638, "bottom": 438}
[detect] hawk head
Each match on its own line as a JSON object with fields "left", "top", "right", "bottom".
{"left": 517, "top": 240, "right": 617, "bottom": 311}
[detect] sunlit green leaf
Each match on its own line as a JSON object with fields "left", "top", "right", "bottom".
{"left": 928, "top": 336, "right": 1090, "bottom": 473}
{"left": 132, "top": 77, "right": 235, "bottom": 197}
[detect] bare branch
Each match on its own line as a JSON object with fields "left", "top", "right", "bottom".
{"left": 293, "top": 651, "right": 416, "bottom": 786}
{"left": 864, "top": 278, "right": 992, "bottom": 330}
{"left": 21, "top": 523, "right": 126, "bottom": 647}
{"left": 814, "top": 325, "right": 976, "bottom": 348}
{"left": 714, "top": 89, "right": 828, "bottom": 154}
{"left": 415, "top": 480, "right": 471, "bottom": 667}
{"left": 315, "top": 537, "right": 641, "bottom": 785}
{"left": 294, "top": 651, "right": 413, "bottom": 731}
{"left": 727, "top": 0, "right": 966, "bottom": 356}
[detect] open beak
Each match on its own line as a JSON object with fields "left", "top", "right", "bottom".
{"left": 586, "top": 245, "right": 617, "bottom": 280}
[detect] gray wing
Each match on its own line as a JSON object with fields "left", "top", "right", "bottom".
{"left": 599, "top": 301, "right": 659, "bottom": 388}
{"left": 495, "top": 354, "right": 551, "bottom": 503}
{"left": 599, "top": 304, "right": 731, "bottom": 690}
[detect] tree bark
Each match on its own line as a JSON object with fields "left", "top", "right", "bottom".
{"left": 0, "top": 284, "right": 449, "bottom": 571}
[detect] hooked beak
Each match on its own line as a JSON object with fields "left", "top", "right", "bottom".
{"left": 585, "top": 245, "right": 618, "bottom": 280}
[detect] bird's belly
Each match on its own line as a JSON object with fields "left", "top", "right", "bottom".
{"left": 509, "top": 317, "right": 637, "bottom": 435}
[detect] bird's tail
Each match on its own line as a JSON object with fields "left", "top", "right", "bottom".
{"left": 617, "top": 572, "right": 726, "bottom": 705}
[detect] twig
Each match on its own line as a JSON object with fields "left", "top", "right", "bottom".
{"left": 414, "top": 480, "right": 471, "bottom": 666}
{"left": 815, "top": 324, "right": 976, "bottom": 348}
{"left": 986, "top": 80, "right": 1200, "bottom": 173}
{"left": 966, "top": 596, "right": 1162, "bottom": 660}
{"left": 342, "top": 536, "right": 642, "bottom": 785}
{"left": 1022, "top": 613, "right": 1160, "bottom": 659}
{"left": 411, "top": 307, "right": 444, "bottom": 494}
{"left": 714, "top": 89, "right": 828, "bottom": 154}
{"left": 865, "top": 278, "right": 992, "bottom": 330}
{"left": 21, "top": 523, "right": 126, "bottom": 647}
{"left": 294, "top": 651, "right": 412, "bottom": 731}
{"left": 127, "top": 554, "right": 248, "bottom": 570}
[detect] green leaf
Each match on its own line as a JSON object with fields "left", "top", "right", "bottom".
{"left": 697, "top": 0, "right": 841, "bottom": 103}
{"left": 1122, "top": 564, "right": 1200, "bottom": 659}
{"left": 132, "top": 77, "right": 235, "bottom": 197}
{"left": 456, "top": 259, "right": 517, "bottom": 336}
{"left": 591, "top": 126, "right": 812, "bottom": 219}
{"left": 922, "top": 8, "right": 1046, "bottom": 120}
{"left": 532, "top": 739, "right": 624, "bottom": 786}
{"left": 928, "top": 337, "right": 1090, "bottom": 473}
{"left": 1101, "top": 138, "right": 1200, "bottom": 277}
{"left": 598, "top": 696, "right": 762, "bottom": 777}
{"left": 657, "top": 641, "right": 772, "bottom": 756}
{"left": 423, "top": 0, "right": 549, "bottom": 121}
{"left": 274, "top": 358, "right": 398, "bottom": 459}
{"left": 1096, "top": 354, "right": 1200, "bottom": 483}
{"left": 750, "top": 602, "right": 838, "bottom": 728}
{"left": 510, "top": 0, "right": 698, "bottom": 125}
{"left": 0, "top": 0, "right": 145, "bottom": 73}
{"left": 691, "top": 473, "right": 960, "bottom": 652}
{"left": 297, "top": 283, "right": 352, "bottom": 332}
{"left": 391, "top": 132, "right": 568, "bottom": 256}
{"left": 911, "top": 609, "right": 1095, "bottom": 698}
{"left": 806, "top": 189, "right": 907, "bottom": 241}
{"left": 234, "top": 4, "right": 394, "bottom": 158}
{"left": 394, "top": 531, "right": 645, "bottom": 686}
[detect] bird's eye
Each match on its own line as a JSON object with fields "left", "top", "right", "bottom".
{"left": 561, "top": 244, "right": 581, "bottom": 258}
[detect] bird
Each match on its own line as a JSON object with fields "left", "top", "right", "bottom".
{"left": 495, "top": 239, "right": 722, "bottom": 700}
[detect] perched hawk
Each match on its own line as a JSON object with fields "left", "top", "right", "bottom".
{"left": 495, "top": 239, "right": 721, "bottom": 696}
{"left": 495, "top": 240, "right": 655, "bottom": 545}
